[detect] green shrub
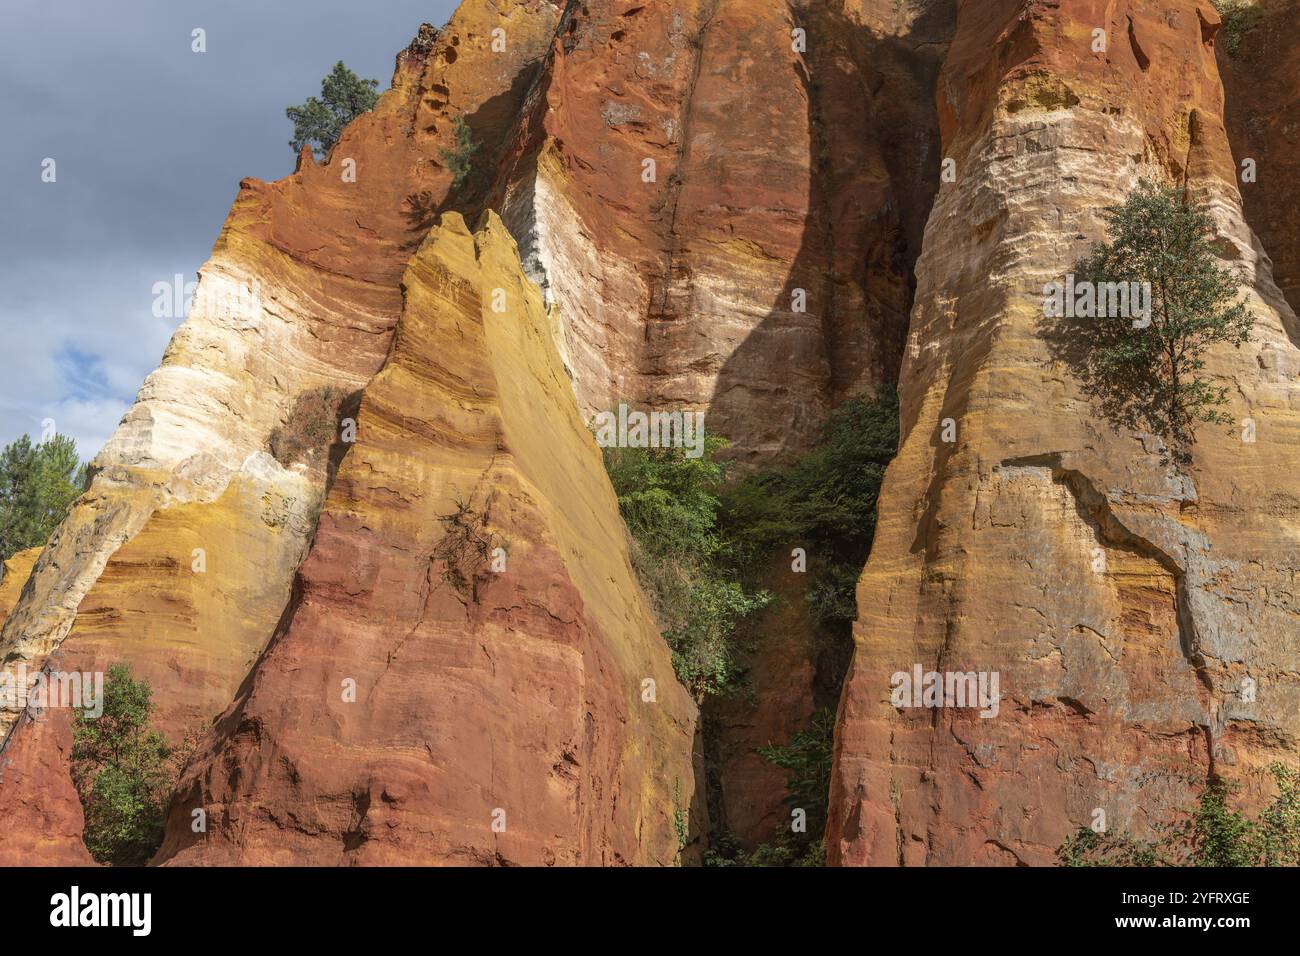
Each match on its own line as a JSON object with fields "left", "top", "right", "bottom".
{"left": 720, "top": 392, "right": 898, "bottom": 628}
{"left": 603, "top": 433, "right": 770, "bottom": 702}
{"left": 703, "top": 708, "right": 835, "bottom": 867}
{"left": 1054, "top": 180, "right": 1255, "bottom": 463}
{"left": 703, "top": 830, "right": 825, "bottom": 867}
{"left": 0, "top": 432, "right": 86, "bottom": 562}
{"left": 286, "top": 61, "right": 380, "bottom": 158}
{"left": 1213, "top": 1, "right": 1263, "bottom": 56}
{"left": 440, "top": 116, "right": 479, "bottom": 190}
{"left": 605, "top": 396, "right": 897, "bottom": 864}
{"left": 759, "top": 706, "right": 836, "bottom": 842}
{"left": 1058, "top": 764, "right": 1300, "bottom": 866}
{"left": 71, "top": 664, "right": 187, "bottom": 866}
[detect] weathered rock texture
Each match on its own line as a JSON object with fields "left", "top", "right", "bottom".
{"left": 494, "top": 0, "right": 944, "bottom": 466}
{"left": 828, "top": 0, "right": 1300, "bottom": 866}
{"left": 0, "top": 548, "right": 39, "bottom": 633}
{"left": 158, "top": 213, "right": 696, "bottom": 866}
{"left": 1218, "top": 0, "right": 1300, "bottom": 316}
{"left": 0, "top": 2, "right": 562, "bottom": 730}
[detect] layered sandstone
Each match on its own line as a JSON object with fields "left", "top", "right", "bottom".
{"left": 157, "top": 213, "right": 697, "bottom": 866}
{"left": 0, "top": 2, "right": 562, "bottom": 721}
{"left": 828, "top": 0, "right": 1300, "bottom": 866}
{"left": 6, "top": 0, "right": 1296, "bottom": 870}
{"left": 0, "top": 5, "right": 564, "bottom": 862}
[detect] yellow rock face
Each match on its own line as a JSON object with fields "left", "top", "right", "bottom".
{"left": 51, "top": 464, "right": 319, "bottom": 736}
{"left": 0, "top": 548, "right": 39, "bottom": 633}
{"left": 158, "top": 213, "right": 698, "bottom": 866}
{"left": 0, "top": 7, "right": 567, "bottom": 863}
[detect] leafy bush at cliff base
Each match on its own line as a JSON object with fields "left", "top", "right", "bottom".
{"left": 604, "top": 435, "right": 771, "bottom": 702}
{"left": 1058, "top": 764, "right": 1300, "bottom": 867}
{"left": 71, "top": 664, "right": 189, "bottom": 866}
{"left": 705, "top": 708, "right": 835, "bottom": 867}
{"left": 0, "top": 432, "right": 86, "bottom": 562}
{"left": 1212, "top": 1, "right": 1263, "bottom": 56}
{"left": 719, "top": 392, "right": 898, "bottom": 628}
{"left": 286, "top": 61, "right": 380, "bottom": 158}
{"left": 440, "top": 115, "right": 480, "bottom": 190}
{"left": 1055, "top": 179, "right": 1255, "bottom": 464}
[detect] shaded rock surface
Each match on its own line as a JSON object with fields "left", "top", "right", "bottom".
{"left": 1218, "top": 0, "right": 1300, "bottom": 317}
{"left": 0, "top": 548, "right": 39, "bottom": 634}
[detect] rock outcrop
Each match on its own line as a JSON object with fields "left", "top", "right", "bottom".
{"left": 493, "top": 0, "right": 942, "bottom": 466}
{"left": 156, "top": 212, "right": 695, "bottom": 866}
{"left": 0, "top": 4, "right": 575, "bottom": 863}
{"left": 491, "top": 0, "right": 955, "bottom": 850}
{"left": 828, "top": 0, "right": 1300, "bottom": 866}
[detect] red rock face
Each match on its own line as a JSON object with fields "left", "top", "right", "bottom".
{"left": 1219, "top": 0, "right": 1300, "bottom": 317}
{"left": 7, "top": 0, "right": 1296, "bottom": 870}
{"left": 0, "top": 0, "right": 953, "bottom": 864}
{"left": 0, "top": 706, "right": 93, "bottom": 866}
{"left": 828, "top": 0, "right": 1300, "bottom": 866}
{"left": 494, "top": 0, "right": 942, "bottom": 465}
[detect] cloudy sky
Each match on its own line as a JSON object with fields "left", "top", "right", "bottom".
{"left": 0, "top": 0, "right": 458, "bottom": 459}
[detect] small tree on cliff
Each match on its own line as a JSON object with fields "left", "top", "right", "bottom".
{"left": 440, "top": 115, "right": 479, "bottom": 190}
{"left": 0, "top": 432, "right": 86, "bottom": 562}
{"left": 71, "top": 664, "right": 183, "bottom": 866}
{"left": 1060, "top": 180, "right": 1255, "bottom": 464}
{"left": 286, "top": 61, "right": 380, "bottom": 158}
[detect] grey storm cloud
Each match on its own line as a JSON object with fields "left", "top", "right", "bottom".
{"left": 0, "top": 0, "right": 457, "bottom": 459}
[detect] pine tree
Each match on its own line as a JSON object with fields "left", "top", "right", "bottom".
{"left": 286, "top": 61, "right": 380, "bottom": 158}
{"left": 0, "top": 432, "right": 86, "bottom": 561}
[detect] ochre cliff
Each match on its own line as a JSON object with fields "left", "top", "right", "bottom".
{"left": 0, "top": 4, "right": 576, "bottom": 863}
{"left": 155, "top": 212, "right": 696, "bottom": 865}
{"left": 493, "top": 0, "right": 944, "bottom": 465}
{"left": 0, "top": 3, "right": 562, "bottom": 731}
{"left": 828, "top": 0, "right": 1300, "bottom": 866}
{"left": 491, "top": 0, "right": 955, "bottom": 850}
{"left": 4, "top": 0, "right": 1298, "bottom": 868}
